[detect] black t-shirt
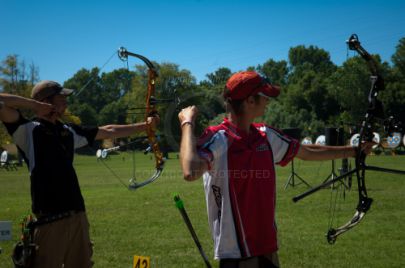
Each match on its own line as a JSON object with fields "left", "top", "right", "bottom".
{"left": 3, "top": 116, "right": 98, "bottom": 215}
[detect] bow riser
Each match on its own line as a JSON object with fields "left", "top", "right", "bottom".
{"left": 118, "top": 47, "right": 165, "bottom": 190}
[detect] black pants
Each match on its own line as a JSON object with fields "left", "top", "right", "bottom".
{"left": 220, "top": 255, "right": 279, "bottom": 268}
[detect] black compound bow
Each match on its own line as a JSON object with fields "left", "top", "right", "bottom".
{"left": 293, "top": 34, "right": 405, "bottom": 244}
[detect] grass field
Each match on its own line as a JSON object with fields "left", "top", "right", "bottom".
{"left": 1, "top": 153, "right": 405, "bottom": 268}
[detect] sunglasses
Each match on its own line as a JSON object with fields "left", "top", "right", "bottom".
{"left": 257, "top": 92, "right": 272, "bottom": 100}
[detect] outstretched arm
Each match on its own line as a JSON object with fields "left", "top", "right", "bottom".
{"left": 95, "top": 116, "right": 159, "bottom": 140}
{"left": 178, "top": 106, "right": 209, "bottom": 181}
{"left": 296, "top": 143, "right": 373, "bottom": 161}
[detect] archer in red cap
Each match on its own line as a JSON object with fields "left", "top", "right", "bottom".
{"left": 177, "top": 70, "right": 374, "bottom": 267}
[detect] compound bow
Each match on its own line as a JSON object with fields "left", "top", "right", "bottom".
{"left": 293, "top": 34, "right": 405, "bottom": 244}
{"left": 117, "top": 47, "right": 165, "bottom": 190}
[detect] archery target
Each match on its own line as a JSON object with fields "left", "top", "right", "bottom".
{"left": 315, "top": 135, "right": 326, "bottom": 145}
{"left": 350, "top": 134, "right": 360, "bottom": 147}
{"left": 350, "top": 133, "right": 380, "bottom": 148}
{"left": 372, "top": 132, "right": 380, "bottom": 149}
{"left": 96, "top": 149, "right": 102, "bottom": 159}
{"left": 101, "top": 149, "right": 108, "bottom": 159}
{"left": 387, "top": 132, "right": 402, "bottom": 149}
{"left": 0, "top": 150, "right": 8, "bottom": 163}
{"left": 302, "top": 137, "right": 313, "bottom": 145}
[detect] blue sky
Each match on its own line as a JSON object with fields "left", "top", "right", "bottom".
{"left": 1, "top": 0, "right": 405, "bottom": 84}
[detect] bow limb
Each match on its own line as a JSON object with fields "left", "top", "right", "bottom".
{"left": 347, "top": 34, "right": 378, "bottom": 76}
{"left": 326, "top": 198, "right": 371, "bottom": 244}
{"left": 326, "top": 150, "right": 373, "bottom": 244}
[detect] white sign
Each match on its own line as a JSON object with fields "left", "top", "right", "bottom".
{"left": 0, "top": 221, "right": 12, "bottom": 241}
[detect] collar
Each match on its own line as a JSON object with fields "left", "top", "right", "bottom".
{"left": 222, "top": 117, "right": 262, "bottom": 140}
{"left": 35, "top": 118, "right": 64, "bottom": 129}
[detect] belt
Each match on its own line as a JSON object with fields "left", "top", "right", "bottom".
{"left": 32, "top": 210, "right": 82, "bottom": 227}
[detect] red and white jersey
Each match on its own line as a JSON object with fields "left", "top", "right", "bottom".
{"left": 197, "top": 118, "right": 300, "bottom": 259}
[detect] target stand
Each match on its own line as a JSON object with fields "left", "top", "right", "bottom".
{"left": 283, "top": 128, "right": 311, "bottom": 189}
{"left": 322, "top": 127, "right": 346, "bottom": 186}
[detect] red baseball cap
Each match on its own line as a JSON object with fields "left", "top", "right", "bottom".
{"left": 225, "top": 71, "right": 280, "bottom": 100}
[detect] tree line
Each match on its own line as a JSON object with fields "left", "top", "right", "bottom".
{"left": 1, "top": 37, "right": 404, "bottom": 152}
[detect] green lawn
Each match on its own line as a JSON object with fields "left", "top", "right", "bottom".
{"left": 1, "top": 153, "right": 405, "bottom": 267}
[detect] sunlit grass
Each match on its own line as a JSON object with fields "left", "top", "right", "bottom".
{"left": 1, "top": 153, "right": 404, "bottom": 267}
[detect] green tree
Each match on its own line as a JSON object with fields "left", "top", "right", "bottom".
{"left": 382, "top": 37, "right": 405, "bottom": 122}
{"left": 267, "top": 45, "right": 338, "bottom": 135}
{"left": 64, "top": 67, "right": 135, "bottom": 125}
{"left": 64, "top": 67, "right": 102, "bottom": 121}
{"left": 0, "top": 54, "right": 39, "bottom": 97}
{"left": 328, "top": 55, "right": 391, "bottom": 128}
{"left": 203, "top": 67, "right": 232, "bottom": 89}
{"left": 288, "top": 45, "right": 336, "bottom": 76}
{"left": 391, "top": 37, "right": 405, "bottom": 76}
{"left": 99, "top": 100, "right": 128, "bottom": 125}
{"left": 191, "top": 68, "right": 231, "bottom": 135}
{"left": 69, "top": 103, "right": 98, "bottom": 126}
{"left": 257, "top": 59, "right": 288, "bottom": 86}
{"left": 0, "top": 54, "right": 40, "bottom": 145}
